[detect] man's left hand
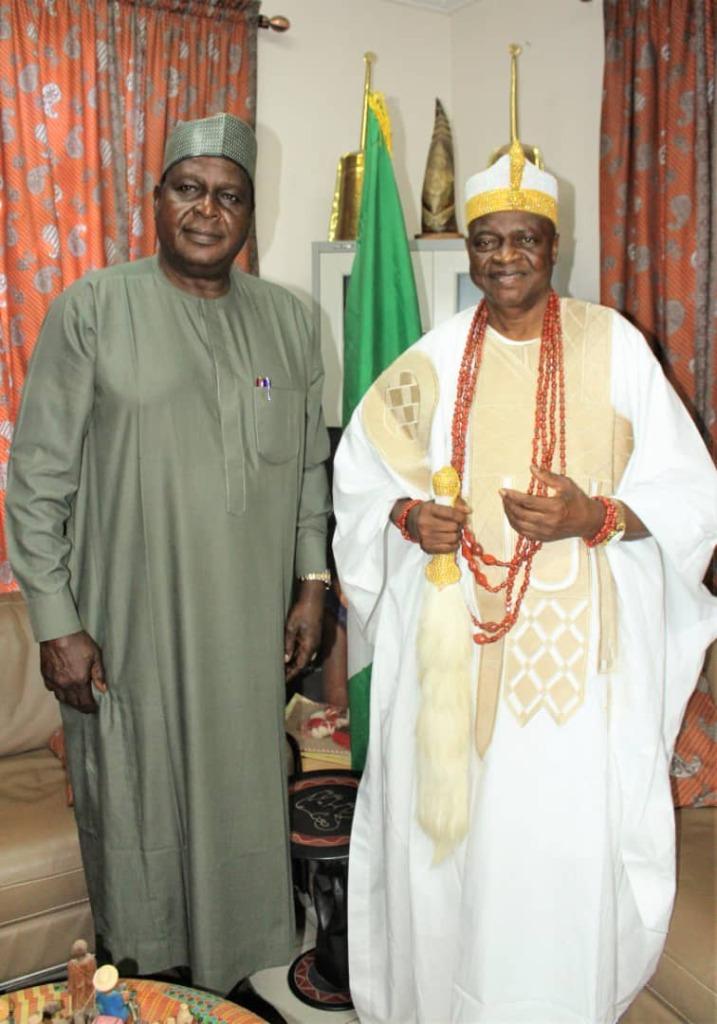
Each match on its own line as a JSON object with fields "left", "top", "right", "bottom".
{"left": 284, "top": 580, "right": 325, "bottom": 681}
{"left": 500, "top": 465, "right": 604, "bottom": 543}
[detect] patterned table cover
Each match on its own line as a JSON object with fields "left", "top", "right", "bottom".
{"left": 0, "top": 979, "right": 265, "bottom": 1024}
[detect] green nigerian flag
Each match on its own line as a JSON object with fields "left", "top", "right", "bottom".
{"left": 342, "top": 92, "right": 423, "bottom": 771}
{"left": 343, "top": 95, "right": 423, "bottom": 423}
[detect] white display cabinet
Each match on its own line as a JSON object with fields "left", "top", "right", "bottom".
{"left": 312, "top": 238, "right": 482, "bottom": 427}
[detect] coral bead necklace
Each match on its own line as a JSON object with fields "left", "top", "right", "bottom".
{"left": 451, "top": 290, "right": 566, "bottom": 644}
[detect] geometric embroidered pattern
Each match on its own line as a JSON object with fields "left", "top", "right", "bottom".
{"left": 384, "top": 370, "right": 421, "bottom": 440}
{"left": 504, "top": 596, "right": 589, "bottom": 726}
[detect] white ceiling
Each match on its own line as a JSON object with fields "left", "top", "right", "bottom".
{"left": 381, "top": 0, "right": 479, "bottom": 13}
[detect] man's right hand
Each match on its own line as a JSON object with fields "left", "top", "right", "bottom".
{"left": 392, "top": 498, "right": 471, "bottom": 554}
{"left": 39, "top": 631, "right": 108, "bottom": 714}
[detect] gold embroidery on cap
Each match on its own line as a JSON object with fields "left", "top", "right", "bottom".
{"left": 509, "top": 137, "right": 526, "bottom": 192}
{"left": 465, "top": 188, "right": 558, "bottom": 226}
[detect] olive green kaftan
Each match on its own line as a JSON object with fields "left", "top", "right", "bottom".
{"left": 6, "top": 256, "right": 330, "bottom": 992}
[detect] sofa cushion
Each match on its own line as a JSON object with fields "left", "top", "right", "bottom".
{"left": 0, "top": 749, "right": 88, "bottom": 927}
{"left": 647, "top": 807, "right": 717, "bottom": 1024}
{"left": 0, "top": 592, "right": 60, "bottom": 757}
{"left": 670, "top": 677, "right": 717, "bottom": 808}
{"left": 0, "top": 899, "right": 94, "bottom": 986}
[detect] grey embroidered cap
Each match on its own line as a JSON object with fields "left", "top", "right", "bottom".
{"left": 162, "top": 112, "right": 257, "bottom": 184}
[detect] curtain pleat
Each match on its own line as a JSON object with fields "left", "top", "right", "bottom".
{"left": 600, "top": 0, "right": 716, "bottom": 453}
{"left": 601, "top": 0, "right": 717, "bottom": 780}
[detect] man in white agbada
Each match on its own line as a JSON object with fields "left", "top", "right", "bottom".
{"left": 332, "top": 135, "right": 717, "bottom": 1024}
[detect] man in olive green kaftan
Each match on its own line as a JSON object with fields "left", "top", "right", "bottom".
{"left": 6, "top": 114, "right": 331, "bottom": 994}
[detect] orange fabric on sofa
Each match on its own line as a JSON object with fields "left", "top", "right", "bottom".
{"left": 671, "top": 682, "right": 717, "bottom": 808}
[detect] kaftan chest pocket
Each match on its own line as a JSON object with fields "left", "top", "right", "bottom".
{"left": 253, "top": 385, "right": 302, "bottom": 464}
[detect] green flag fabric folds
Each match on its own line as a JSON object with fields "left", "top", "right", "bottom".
{"left": 342, "top": 93, "right": 423, "bottom": 770}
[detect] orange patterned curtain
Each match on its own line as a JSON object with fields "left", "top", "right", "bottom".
{"left": 600, "top": 0, "right": 716, "bottom": 452}
{"left": 0, "top": 0, "right": 259, "bottom": 590}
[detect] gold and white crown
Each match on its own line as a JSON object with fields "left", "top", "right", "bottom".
{"left": 464, "top": 45, "right": 558, "bottom": 228}
{"left": 465, "top": 141, "right": 558, "bottom": 227}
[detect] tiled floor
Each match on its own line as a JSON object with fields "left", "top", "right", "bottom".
{"left": 250, "top": 911, "right": 358, "bottom": 1024}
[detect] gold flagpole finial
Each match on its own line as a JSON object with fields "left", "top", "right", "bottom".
{"left": 359, "top": 52, "right": 377, "bottom": 151}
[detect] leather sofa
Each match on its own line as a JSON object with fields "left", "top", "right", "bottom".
{"left": 0, "top": 591, "right": 93, "bottom": 988}
{"left": 1, "top": 590, "right": 715, "bottom": 1020}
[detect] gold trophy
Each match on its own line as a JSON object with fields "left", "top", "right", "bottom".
{"left": 328, "top": 52, "right": 375, "bottom": 241}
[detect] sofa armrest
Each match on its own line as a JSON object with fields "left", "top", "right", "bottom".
{"left": 0, "top": 592, "right": 61, "bottom": 757}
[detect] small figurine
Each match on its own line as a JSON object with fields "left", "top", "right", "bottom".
{"left": 123, "top": 990, "right": 139, "bottom": 1024}
{"left": 93, "top": 966, "right": 130, "bottom": 1022}
{"left": 175, "top": 1006, "right": 193, "bottom": 1024}
{"left": 68, "top": 940, "right": 97, "bottom": 1018}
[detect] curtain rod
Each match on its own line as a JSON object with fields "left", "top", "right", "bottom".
{"left": 259, "top": 3, "right": 591, "bottom": 32}
{"left": 259, "top": 14, "right": 290, "bottom": 31}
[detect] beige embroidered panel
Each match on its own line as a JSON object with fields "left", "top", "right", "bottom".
{"left": 361, "top": 348, "right": 438, "bottom": 495}
{"left": 468, "top": 299, "right": 634, "bottom": 749}
{"left": 358, "top": 302, "right": 635, "bottom": 753}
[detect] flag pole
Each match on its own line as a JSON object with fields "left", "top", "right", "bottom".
{"left": 359, "top": 52, "right": 376, "bottom": 151}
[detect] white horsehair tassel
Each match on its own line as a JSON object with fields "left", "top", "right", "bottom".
{"left": 416, "top": 466, "right": 474, "bottom": 863}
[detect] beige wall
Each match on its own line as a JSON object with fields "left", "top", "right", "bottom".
{"left": 450, "top": 0, "right": 605, "bottom": 302}
{"left": 255, "top": 0, "right": 452, "bottom": 307}
{"left": 256, "top": 0, "right": 605, "bottom": 304}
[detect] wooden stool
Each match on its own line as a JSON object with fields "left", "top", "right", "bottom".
{"left": 287, "top": 770, "right": 360, "bottom": 1010}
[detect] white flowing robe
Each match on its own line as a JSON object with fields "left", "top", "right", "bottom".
{"left": 333, "top": 303, "right": 717, "bottom": 1024}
